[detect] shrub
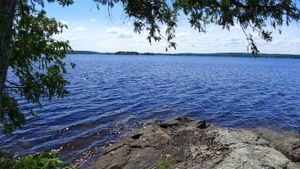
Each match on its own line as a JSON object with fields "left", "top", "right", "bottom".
{"left": 0, "top": 151, "right": 71, "bottom": 169}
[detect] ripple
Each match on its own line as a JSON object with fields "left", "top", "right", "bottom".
{"left": 1, "top": 55, "right": 300, "bottom": 166}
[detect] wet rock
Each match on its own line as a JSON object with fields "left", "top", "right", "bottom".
{"left": 89, "top": 117, "right": 300, "bottom": 169}
{"left": 293, "top": 148, "right": 300, "bottom": 162}
{"left": 197, "top": 121, "right": 207, "bottom": 129}
{"left": 130, "top": 133, "right": 143, "bottom": 140}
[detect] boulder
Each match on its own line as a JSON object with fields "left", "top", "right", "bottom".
{"left": 89, "top": 117, "right": 300, "bottom": 169}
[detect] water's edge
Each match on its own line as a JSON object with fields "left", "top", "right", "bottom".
{"left": 87, "top": 116, "right": 300, "bottom": 169}
{"left": 1, "top": 54, "right": 300, "bottom": 164}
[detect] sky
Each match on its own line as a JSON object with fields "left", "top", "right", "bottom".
{"left": 44, "top": 0, "right": 300, "bottom": 54}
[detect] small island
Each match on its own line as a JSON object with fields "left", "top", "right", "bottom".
{"left": 115, "top": 51, "right": 140, "bottom": 55}
{"left": 68, "top": 50, "right": 102, "bottom": 54}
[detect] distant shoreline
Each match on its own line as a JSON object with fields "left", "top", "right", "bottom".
{"left": 68, "top": 50, "right": 300, "bottom": 59}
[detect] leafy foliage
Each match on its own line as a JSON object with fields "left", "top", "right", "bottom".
{"left": 0, "top": 150, "right": 15, "bottom": 169}
{"left": 123, "top": 0, "right": 178, "bottom": 50}
{"left": 0, "top": 95, "right": 24, "bottom": 134}
{"left": 95, "top": 0, "right": 178, "bottom": 51}
{"left": 10, "top": 0, "right": 71, "bottom": 104}
{"left": 95, "top": 0, "right": 300, "bottom": 54}
{"left": 15, "top": 152, "right": 66, "bottom": 169}
{"left": 0, "top": 151, "right": 71, "bottom": 169}
{"left": 0, "top": 0, "right": 73, "bottom": 134}
{"left": 31, "top": 0, "right": 74, "bottom": 7}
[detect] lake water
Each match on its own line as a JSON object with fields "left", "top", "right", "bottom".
{"left": 1, "top": 54, "right": 300, "bottom": 165}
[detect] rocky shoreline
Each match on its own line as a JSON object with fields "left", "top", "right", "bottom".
{"left": 89, "top": 116, "right": 300, "bottom": 169}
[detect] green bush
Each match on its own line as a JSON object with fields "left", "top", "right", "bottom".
{"left": 0, "top": 151, "right": 71, "bottom": 169}
{"left": 0, "top": 150, "right": 15, "bottom": 169}
{"left": 15, "top": 152, "right": 63, "bottom": 169}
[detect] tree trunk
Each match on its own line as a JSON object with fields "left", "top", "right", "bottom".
{"left": 0, "top": 0, "right": 17, "bottom": 101}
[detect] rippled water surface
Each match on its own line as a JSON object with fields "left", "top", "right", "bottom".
{"left": 1, "top": 54, "right": 300, "bottom": 164}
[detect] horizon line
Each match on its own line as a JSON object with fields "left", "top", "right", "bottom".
{"left": 68, "top": 50, "right": 300, "bottom": 56}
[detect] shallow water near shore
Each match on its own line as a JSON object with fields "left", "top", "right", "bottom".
{"left": 1, "top": 54, "right": 300, "bottom": 165}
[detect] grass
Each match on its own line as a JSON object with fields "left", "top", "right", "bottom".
{"left": 156, "top": 160, "right": 175, "bottom": 169}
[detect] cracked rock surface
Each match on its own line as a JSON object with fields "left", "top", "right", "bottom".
{"left": 89, "top": 117, "right": 300, "bottom": 169}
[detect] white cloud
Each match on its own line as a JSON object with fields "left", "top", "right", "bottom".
{"left": 292, "top": 38, "right": 300, "bottom": 45}
{"left": 118, "top": 33, "right": 133, "bottom": 38}
{"left": 74, "top": 26, "right": 85, "bottom": 31}
{"left": 230, "top": 25, "right": 241, "bottom": 31}
{"left": 51, "top": 20, "right": 300, "bottom": 54}
{"left": 177, "top": 32, "right": 189, "bottom": 38}
{"left": 90, "top": 18, "right": 96, "bottom": 22}
{"left": 229, "top": 38, "right": 241, "bottom": 42}
{"left": 104, "top": 26, "right": 134, "bottom": 38}
{"left": 228, "top": 38, "right": 243, "bottom": 45}
{"left": 271, "top": 39, "right": 283, "bottom": 45}
{"left": 105, "top": 26, "right": 120, "bottom": 34}
{"left": 59, "top": 20, "right": 69, "bottom": 25}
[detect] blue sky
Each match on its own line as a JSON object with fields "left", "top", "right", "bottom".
{"left": 45, "top": 0, "right": 300, "bottom": 54}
